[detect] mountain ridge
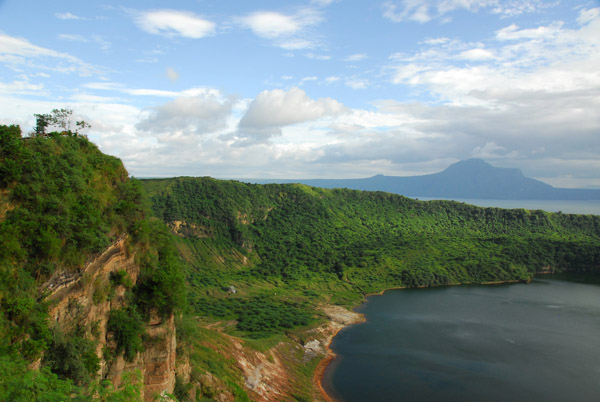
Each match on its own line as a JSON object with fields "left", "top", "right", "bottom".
{"left": 250, "top": 159, "right": 600, "bottom": 200}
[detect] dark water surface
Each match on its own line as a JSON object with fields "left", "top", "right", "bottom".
{"left": 323, "top": 277, "right": 600, "bottom": 402}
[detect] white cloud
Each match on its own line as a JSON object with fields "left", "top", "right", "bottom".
{"left": 457, "top": 48, "right": 495, "bottom": 60}
{"left": 82, "top": 82, "right": 223, "bottom": 99}
{"left": 55, "top": 12, "right": 82, "bottom": 20}
{"left": 240, "top": 11, "right": 301, "bottom": 39}
{"left": 233, "top": 87, "right": 346, "bottom": 145}
{"left": 383, "top": 0, "right": 552, "bottom": 23}
{"left": 0, "top": 33, "right": 101, "bottom": 77}
{"left": 238, "top": 8, "right": 323, "bottom": 50}
{"left": 470, "top": 141, "right": 518, "bottom": 159}
{"left": 344, "top": 53, "right": 368, "bottom": 62}
{"left": 305, "top": 52, "right": 331, "bottom": 60}
{"left": 389, "top": 9, "right": 600, "bottom": 105}
{"left": 0, "top": 80, "right": 45, "bottom": 95}
{"left": 423, "top": 37, "right": 450, "bottom": 45}
{"left": 300, "top": 76, "right": 318, "bottom": 85}
{"left": 92, "top": 35, "right": 111, "bottom": 52}
{"left": 311, "top": 0, "right": 337, "bottom": 6}
{"left": 495, "top": 22, "right": 563, "bottom": 41}
{"left": 345, "top": 78, "right": 369, "bottom": 89}
{"left": 58, "top": 34, "right": 88, "bottom": 42}
{"left": 136, "top": 93, "right": 233, "bottom": 137}
{"left": 1, "top": 34, "right": 72, "bottom": 59}
{"left": 578, "top": 7, "right": 600, "bottom": 25}
{"left": 135, "top": 10, "right": 216, "bottom": 39}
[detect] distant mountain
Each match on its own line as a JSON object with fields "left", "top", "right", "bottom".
{"left": 250, "top": 159, "right": 600, "bottom": 200}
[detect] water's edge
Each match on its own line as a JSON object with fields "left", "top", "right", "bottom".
{"left": 317, "top": 277, "right": 549, "bottom": 401}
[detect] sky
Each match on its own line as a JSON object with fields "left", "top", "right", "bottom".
{"left": 0, "top": 0, "right": 599, "bottom": 187}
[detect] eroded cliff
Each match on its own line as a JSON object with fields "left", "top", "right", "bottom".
{"left": 43, "top": 236, "right": 176, "bottom": 400}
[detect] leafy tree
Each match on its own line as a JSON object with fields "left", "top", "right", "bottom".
{"left": 107, "top": 307, "right": 144, "bottom": 362}
{"left": 76, "top": 120, "right": 91, "bottom": 133}
{"left": 50, "top": 108, "right": 73, "bottom": 132}
{"left": 32, "top": 109, "right": 91, "bottom": 136}
{"left": 43, "top": 329, "right": 100, "bottom": 385}
{"left": 33, "top": 113, "right": 51, "bottom": 136}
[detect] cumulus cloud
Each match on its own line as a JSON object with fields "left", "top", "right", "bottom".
{"left": 389, "top": 8, "right": 600, "bottom": 105}
{"left": 237, "top": 8, "right": 323, "bottom": 49}
{"left": 136, "top": 93, "right": 233, "bottom": 140}
{"left": 232, "top": 87, "right": 346, "bottom": 145}
{"left": 134, "top": 9, "right": 216, "bottom": 38}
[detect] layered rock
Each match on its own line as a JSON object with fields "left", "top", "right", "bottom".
{"left": 44, "top": 236, "right": 176, "bottom": 400}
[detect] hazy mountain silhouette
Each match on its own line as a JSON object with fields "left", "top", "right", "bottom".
{"left": 251, "top": 159, "right": 600, "bottom": 200}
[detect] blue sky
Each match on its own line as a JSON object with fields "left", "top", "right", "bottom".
{"left": 0, "top": 0, "right": 599, "bottom": 187}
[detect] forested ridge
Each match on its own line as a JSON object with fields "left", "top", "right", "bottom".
{"left": 1, "top": 125, "right": 599, "bottom": 401}
{"left": 143, "top": 176, "right": 600, "bottom": 288}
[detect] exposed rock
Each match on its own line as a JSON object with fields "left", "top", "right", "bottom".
{"left": 44, "top": 236, "right": 177, "bottom": 400}
{"left": 303, "top": 339, "right": 325, "bottom": 362}
{"left": 312, "top": 305, "right": 365, "bottom": 402}
{"left": 142, "top": 312, "right": 177, "bottom": 401}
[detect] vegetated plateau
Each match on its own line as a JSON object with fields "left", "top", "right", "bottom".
{"left": 1, "top": 123, "right": 599, "bottom": 401}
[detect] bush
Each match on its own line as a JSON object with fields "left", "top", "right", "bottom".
{"left": 43, "top": 330, "right": 100, "bottom": 385}
{"left": 107, "top": 307, "right": 144, "bottom": 362}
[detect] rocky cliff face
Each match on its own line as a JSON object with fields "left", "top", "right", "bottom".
{"left": 44, "top": 236, "right": 176, "bottom": 401}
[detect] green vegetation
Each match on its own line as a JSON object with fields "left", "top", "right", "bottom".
{"left": 107, "top": 307, "right": 145, "bottom": 362}
{"left": 142, "top": 177, "right": 600, "bottom": 299}
{"left": 0, "top": 124, "right": 138, "bottom": 366}
{"left": 194, "top": 297, "right": 314, "bottom": 338}
{"left": 1, "top": 121, "right": 599, "bottom": 401}
{"left": 140, "top": 175, "right": 600, "bottom": 401}
{"left": 0, "top": 125, "right": 185, "bottom": 399}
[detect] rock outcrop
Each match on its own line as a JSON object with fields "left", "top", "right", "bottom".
{"left": 44, "top": 236, "right": 177, "bottom": 400}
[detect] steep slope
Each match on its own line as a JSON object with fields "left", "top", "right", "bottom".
{"left": 0, "top": 126, "right": 184, "bottom": 401}
{"left": 252, "top": 158, "right": 600, "bottom": 200}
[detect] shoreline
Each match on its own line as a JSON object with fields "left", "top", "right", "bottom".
{"left": 314, "top": 305, "right": 365, "bottom": 402}
{"left": 315, "top": 278, "right": 532, "bottom": 401}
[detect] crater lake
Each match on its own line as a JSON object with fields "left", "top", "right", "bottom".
{"left": 323, "top": 276, "right": 600, "bottom": 402}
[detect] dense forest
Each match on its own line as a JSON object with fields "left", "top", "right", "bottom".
{"left": 1, "top": 125, "right": 599, "bottom": 401}
{"left": 143, "top": 176, "right": 600, "bottom": 286}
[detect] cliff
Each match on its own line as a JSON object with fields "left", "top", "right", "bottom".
{"left": 0, "top": 127, "right": 182, "bottom": 400}
{"left": 43, "top": 236, "right": 176, "bottom": 401}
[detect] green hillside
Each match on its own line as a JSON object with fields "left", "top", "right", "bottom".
{"left": 1, "top": 124, "right": 599, "bottom": 401}
{"left": 141, "top": 176, "right": 600, "bottom": 329}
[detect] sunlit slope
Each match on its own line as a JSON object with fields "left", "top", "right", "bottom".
{"left": 142, "top": 176, "right": 600, "bottom": 294}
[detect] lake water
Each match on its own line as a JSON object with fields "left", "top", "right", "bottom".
{"left": 414, "top": 198, "right": 600, "bottom": 215}
{"left": 323, "top": 277, "right": 600, "bottom": 402}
